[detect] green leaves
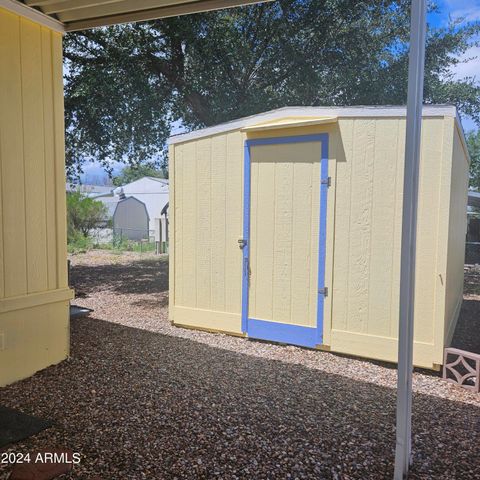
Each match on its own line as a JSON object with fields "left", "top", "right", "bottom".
{"left": 64, "top": 0, "right": 480, "bottom": 179}
{"left": 467, "top": 130, "right": 480, "bottom": 191}
{"left": 67, "top": 191, "right": 109, "bottom": 238}
{"left": 112, "top": 165, "right": 166, "bottom": 186}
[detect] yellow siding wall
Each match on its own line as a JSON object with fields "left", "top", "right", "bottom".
{"left": 443, "top": 124, "right": 469, "bottom": 345}
{"left": 170, "top": 115, "right": 463, "bottom": 368}
{"left": 0, "top": 8, "right": 72, "bottom": 387}
{"left": 248, "top": 141, "right": 321, "bottom": 327}
{"left": 171, "top": 132, "right": 244, "bottom": 333}
{"left": 329, "top": 117, "right": 451, "bottom": 367}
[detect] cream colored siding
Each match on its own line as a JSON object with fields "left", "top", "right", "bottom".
{"left": 169, "top": 108, "right": 467, "bottom": 369}
{"left": 248, "top": 141, "right": 321, "bottom": 327}
{"left": 224, "top": 132, "right": 243, "bottom": 312}
{"left": 168, "top": 145, "right": 175, "bottom": 320}
{"left": 330, "top": 117, "right": 448, "bottom": 366}
{"left": 171, "top": 132, "right": 243, "bottom": 334}
{"left": 444, "top": 125, "right": 469, "bottom": 345}
{"left": 0, "top": 8, "right": 72, "bottom": 387}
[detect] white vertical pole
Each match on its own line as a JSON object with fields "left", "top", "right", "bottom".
{"left": 394, "top": 1, "right": 427, "bottom": 479}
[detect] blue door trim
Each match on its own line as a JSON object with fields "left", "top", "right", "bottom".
{"left": 247, "top": 319, "right": 318, "bottom": 348}
{"left": 241, "top": 142, "right": 251, "bottom": 333}
{"left": 241, "top": 133, "right": 329, "bottom": 348}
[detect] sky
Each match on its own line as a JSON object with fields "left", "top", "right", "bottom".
{"left": 79, "top": 0, "right": 480, "bottom": 183}
{"left": 429, "top": 0, "right": 480, "bottom": 133}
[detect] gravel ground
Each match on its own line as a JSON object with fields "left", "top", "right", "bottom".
{"left": 0, "top": 250, "right": 479, "bottom": 479}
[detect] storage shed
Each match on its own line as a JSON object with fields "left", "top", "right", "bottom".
{"left": 113, "top": 196, "right": 150, "bottom": 240}
{"left": 168, "top": 106, "right": 469, "bottom": 369}
{"left": 113, "top": 176, "right": 169, "bottom": 236}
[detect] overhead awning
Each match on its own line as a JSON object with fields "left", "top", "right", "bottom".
{"left": 1, "top": 0, "right": 270, "bottom": 32}
{"left": 241, "top": 116, "right": 338, "bottom": 132}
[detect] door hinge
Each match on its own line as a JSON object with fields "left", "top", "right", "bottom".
{"left": 321, "top": 177, "right": 331, "bottom": 187}
{"left": 318, "top": 287, "right": 328, "bottom": 297}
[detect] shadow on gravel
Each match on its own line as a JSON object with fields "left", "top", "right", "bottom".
{"left": 70, "top": 257, "right": 168, "bottom": 296}
{"left": 451, "top": 299, "right": 480, "bottom": 354}
{"left": 0, "top": 317, "right": 478, "bottom": 480}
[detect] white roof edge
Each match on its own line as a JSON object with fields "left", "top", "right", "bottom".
{"left": 454, "top": 111, "right": 471, "bottom": 165}
{"left": 168, "top": 104, "right": 458, "bottom": 145}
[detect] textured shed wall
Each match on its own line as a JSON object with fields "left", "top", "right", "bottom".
{"left": 171, "top": 132, "right": 243, "bottom": 333}
{"left": 0, "top": 9, "right": 72, "bottom": 387}
{"left": 170, "top": 115, "right": 461, "bottom": 368}
{"left": 443, "top": 124, "right": 468, "bottom": 346}
{"left": 329, "top": 117, "right": 450, "bottom": 367}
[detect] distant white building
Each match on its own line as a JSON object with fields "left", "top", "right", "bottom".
{"left": 66, "top": 183, "right": 113, "bottom": 197}
{"left": 113, "top": 176, "right": 169, "bottom": 236}
{"left": 67, "top": 177, "right": 169, "bottom": 246}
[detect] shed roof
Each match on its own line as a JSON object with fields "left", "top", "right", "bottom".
{"left": 115, "top": 176, "right": 169, "bottom": 195}
{"left": 168, "top": 105, "right": 460, "bottom": 145}
{"left": 114, "top": 195, "right": 150, "bottom": 221}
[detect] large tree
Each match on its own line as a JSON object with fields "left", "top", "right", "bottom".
{"left": 64, "top": 0, "right": 480, "bottom": 178}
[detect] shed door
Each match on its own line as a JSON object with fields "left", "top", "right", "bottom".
{"left": 242, "top": 135, "right": 328, "bottom": 348}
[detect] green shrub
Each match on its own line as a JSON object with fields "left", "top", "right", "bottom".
{"left": 67, "top": 231, "right": 93, "bottom": 254}
{"left": 67, "top": 190, "right": 108, "bottom": 252}
{"left": 67, "top": 191, "right": 108, "bottom": 239}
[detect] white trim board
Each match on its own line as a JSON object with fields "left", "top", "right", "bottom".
{"left": 168, "top": 104, "right": 458, "bottom": 145}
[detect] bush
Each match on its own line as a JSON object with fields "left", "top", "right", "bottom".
{"left": 67, "top": 191, "right": 108, "bottom": 252}
{"left": 67, "top": 191, "right": 108, "bottom": 240}
{"left": 67, "top": 231, "right": 93, "bottom": 254}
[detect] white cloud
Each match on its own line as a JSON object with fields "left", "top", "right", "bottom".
{"left": 443, "top": 0, "right": 480, "bottom": 22}
{"left": 450, "top": 45, "right": 480, "bottom": 81}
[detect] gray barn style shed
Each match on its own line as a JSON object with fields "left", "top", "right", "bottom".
{"left": 113, "top": 196, "right": 149, "bottom": 240}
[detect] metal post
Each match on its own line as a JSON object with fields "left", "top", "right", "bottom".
{"left": 394, "top": 1, "right": 427, "bottom": 479}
